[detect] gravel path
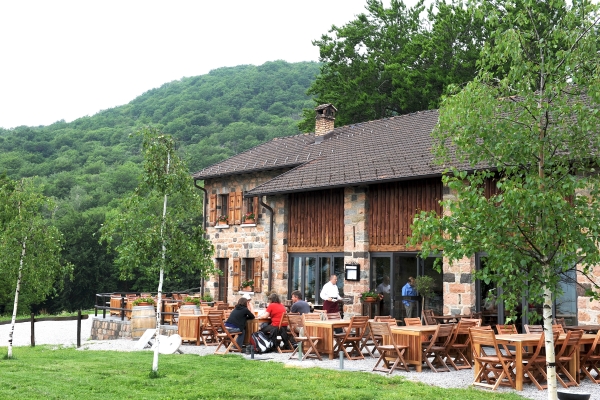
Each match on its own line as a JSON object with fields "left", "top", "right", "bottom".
{"left": 2, "top": 317, "right": 597, "bottom": 400}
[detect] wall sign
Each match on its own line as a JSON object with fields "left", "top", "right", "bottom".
{"left": 344, "top": 264, "right": 360, "bottom": 281}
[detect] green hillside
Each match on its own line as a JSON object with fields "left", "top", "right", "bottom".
{"left": 0, "top": 60, "right": 320, "bottom": 313}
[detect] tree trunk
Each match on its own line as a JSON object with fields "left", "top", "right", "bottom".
{"left": 543, "top": 284, "right": 558, "bottom": 400}
{"left": 152, "top": 151, "right": 170, "bottom": 374}
{"left": 8, "top": 236, "right": 26, "bottom": 359}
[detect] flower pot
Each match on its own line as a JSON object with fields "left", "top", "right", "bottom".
{"left": 184, "top": 302, "right": 196, "bottom": 305}
{"left": 242, "top": 286, "right": 253, "bottom": 292}
{"left": 363, "top": 297, "right": 378, "bottom": 303}
{"left": 135, "top": 302, "right": 151, "bottom": 306}
{"left": 244, "top": 218, "right": 255, "bottom": 224}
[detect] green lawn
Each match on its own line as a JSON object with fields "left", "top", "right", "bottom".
{"left": 0, "top": 346, "right": 526, "bottom": 400}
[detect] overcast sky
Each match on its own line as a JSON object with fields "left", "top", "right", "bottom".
{"left": 0, "top": 0, "right": 414, "bottom": 129}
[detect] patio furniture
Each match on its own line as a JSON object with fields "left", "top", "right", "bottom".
{"left": 579, "top": 330, "right": 600, "bottom": 384}
{"left": 470, "top": 327, "right": 516, "bottom": 390}
{"left": 421, "top": 323, "right": 454, "bottom": 372}
{"left": 553, "top": 324, "right": 566, "bottom": 334}
{"left": 370, "top": 321, "right": 409, "bottom": 374}
{"left": 303, "top": 318, "right": 351, "bottom": 359}
{"left": 446, "top": 319, "right": 479, "bottom": 370}
{"left": 387, "top": 325, "right": 438, "bottom": 371}
{"left": 554, "top": 329, "right": 584, "bottom": 388}
{"left": 333, "top": 315, "right": 370, "bottom": 360}
{"left": 275, "top": 313, "right": 295, "bottom": 353}
{"left": 524, "top": 325, "right": 543, "bottom": 334}
{"left": 288, "top": 314, "right": 322, "bottom": 361}
{"left": 404, "top": 317, "right": 422, "bottom": 326}
{"left": 521, "top": 332, "right": 550, "bottom": 390}
{"left": 178, "top": 312, "right": 202, "bottom": 346}
{"left": 495, "top": 324, "right": 518, "bottom": 334}
{"left": 423, "top": 309, "right": 437, "bottom": 325}
{"left": 207, "top": 314, "right": 242, "bottom": 355}
{"left": 553, "top": 318, "right": 567, "bottom": 328}
{"left": 326, "top": 312, "right": 341, "bottom": 320}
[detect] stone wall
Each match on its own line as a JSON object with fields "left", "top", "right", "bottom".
{"left": 577, "top": 264, "right": 600, "bottom": 324}
{"left": 90, "top": 317, "right": 178, "bottom": 340}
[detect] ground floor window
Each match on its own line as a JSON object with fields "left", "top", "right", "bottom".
{"left": 475, "top": 254, "right": 577, "bottom": 331}
{"left": 371, "top": 253, "right": 443, "bottom": 322}
{"left": 288, "top": 253, "right": 344, "bottom": 305}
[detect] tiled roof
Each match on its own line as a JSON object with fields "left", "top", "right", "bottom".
{"left": 246, "top": 110, "right": 445, "bottom": 196}
{"left": 192, "top": 109, "right": 451, "bottom": 195}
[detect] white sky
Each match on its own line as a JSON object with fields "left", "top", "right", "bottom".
{"left": 0, "top": 0, "right": 415, "bottom": 129}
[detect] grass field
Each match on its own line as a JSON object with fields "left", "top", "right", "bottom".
{"left": 0, "top": 346, "right": 526, "bottom": 400}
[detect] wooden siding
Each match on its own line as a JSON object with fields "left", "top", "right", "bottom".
{"left": 288, "top": 189, "right": 344, "bottom": 250}
{"left": 369, "top": 179, "right": 442, "bottom": 249}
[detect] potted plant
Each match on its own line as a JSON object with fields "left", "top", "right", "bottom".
{"left": 217, "top": 215, "right": 228, "bottom": 225}
{"left": 201, "top": 293, "right": 213, "bottom": 302}
{"left": 360, "top": 290, "right": 380, "bottom": 302}
{"left": 183, "top": 296, "right": 200, "bottom": 306}
{"left": 243, "top": 212, "right": 255, "bottom": 224}
{"left": 133, "top": 297, "right": 155, "bottom": 306}
{"left": 241, "top": 279, "right": 254, "bottom": 291}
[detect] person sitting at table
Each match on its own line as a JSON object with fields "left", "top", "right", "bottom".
{"left": 290, "top": 290, "right": 310, "bottom": 314}
{"left": 225, "top": 297, "right": 255, "bottom": 348}
{"left": 258, "top": 293, "right": 296, "bottom": 350}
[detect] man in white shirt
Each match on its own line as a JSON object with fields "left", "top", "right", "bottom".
{"left": 320, "top": 274, "right": 341, "bottom": 313}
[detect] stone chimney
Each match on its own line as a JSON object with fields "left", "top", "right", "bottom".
{"left": 314, "top": 104, "right": 337, "bottom": 136}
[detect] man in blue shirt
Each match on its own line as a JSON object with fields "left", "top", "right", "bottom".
{"left": 402, "top": 276, "right": 417, "bottom": 318}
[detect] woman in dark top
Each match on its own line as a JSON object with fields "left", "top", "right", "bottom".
{"left": 225, "top": 297, "right": 255, "bottom": 347}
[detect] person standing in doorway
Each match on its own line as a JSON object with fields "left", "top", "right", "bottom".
{"left": 402, "top": 276, "right": 417, "bottom": 318}
{"left": 290, "top": 290, "right": 311, "bottom": 314}
{"left": 320, "top": 274, "right": 341, "bottom": 313}
{"left": 377, "top": 276, "right": 391, "bottom": 316}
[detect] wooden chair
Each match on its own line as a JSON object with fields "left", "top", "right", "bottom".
{"left": 326, "top": 312, "right": 341, "bottom": 320}
{"left": 553, "top": 317, "right": 566, "bottom": 328}
{"left": 460, "top": 318, "right": 482, "bottom": 327}
{"left": 333, "top": 316, "right": 370, "bottom": 360}
{"left": 421, "top": 323, "right": 454, "bottom": 372}
{"left": 469, "top": 327, "right": 516, "bottom": 390}
{"left": 404, "top": 317, "right": 422, "bottom": 326}
{"left": 362, "top": 317, "right": 397, "bottom": 356}
{"left": 524, "top": 324, "right": 543, "bottom": 334}
{"left": 369, "top": 321, "right": 409, "bottom": 374}
{"left": 580, "top": 329, "right": 600, "bottom": 384}
{"left": 495, "top": 324, "right": 518, "bottom": 334}
{"left": 217, "top": 303, "right": 230, "bottom": 310}
{"left": 423, "top": 309, "right": 437, "bottom": 325}
{"left": 287, "top": 314, "right": 322, "bottom": 361}
{"left": 521, "top": 332, "right": 551, "bottom": 390}
{"left": 276, "top": 313, "right": 295, "bottom": 353}
{"left": 552, "top": 324, "right": 565, "bottom": 334}
{"left": 201, "top": 306, "right": 213, "bottom": 315}
{"left": 554, "top": 329, "right": 584, "bottom": 388}
{"left": 207, "top": 314, "right": 242, "bottom": 355}
{"left": 446, "top": 319, "right": 479, "bottom": 370}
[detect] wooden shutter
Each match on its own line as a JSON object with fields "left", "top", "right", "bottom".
{"left": 253, "top": 257, "right": 262, "bottom": 293}
{"left": 234, "top": 192, "right": 243, "bottom": 224}
{"left": 253, "top": 196, "right": 259, "bottom": 224}
{"left": 208, "top": 194, "right": 217, "bottom": 226}
{"left": 232, "top": 258, "right": 241, "bottom": 291}
{"left": 228, "top": 193, "right": 236, "bottom": 223}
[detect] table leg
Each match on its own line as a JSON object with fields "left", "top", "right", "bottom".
{"left": 515, "top": 343, "right": 523, "bottom": 391}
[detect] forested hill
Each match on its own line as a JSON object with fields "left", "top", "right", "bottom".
{"left": 0, "top": 60, "right": 320, "bottom": 313}
{"left": 0, "top": 60, "right": 319, "bottom": 201}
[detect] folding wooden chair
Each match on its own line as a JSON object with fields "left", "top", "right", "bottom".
{"left": 552, "top": 324, "right": 565, "bottom": 334}
{"left": 469, "top": 327, "right": 516, "bottom": 390}
{"left": 495, "top": 324, "right": 518, "bottom": 334}
{"left": 521, "top": 332, "right": 551, "bottom": 390}
{"left": 333, "top": 316, "right": 369, "bottom": 360}
{"left": 446, "top": 319, "right": 479, "bottom": 370}
{"left": 326, "top": 312, "right": 341, "bottom": 320}
{"left": 404, "top": 317, "right": 422, "bottom": 326}
{"left": 555, "top": 329, "right": 584, "bottom": 388}
{"left": 207, "top": 314, "right": 242, "bottom": 355}
{"left": 580, "top": 329, "right": 600, "bottom": 384}
{"left": 524, "top": 324, "right": 543, "bottom": 334}
{"left": 421, "top": 324, "right": 454, "bottom": 372}
{"left": 276, "top": 313, "right": 295, "bottom": 353}
{"left": 288, "top": 314, "right": 322, "bottom": 361}
{"left": 552, "top": 318, "right": 566, "bottom": 329}
{"left": 423, "top": 309, "right": 437, "bottom": 325}
{"left": 369, "top": 321, "right": 409, "bottom": 374}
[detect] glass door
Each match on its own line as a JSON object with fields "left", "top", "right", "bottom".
{"left": 372, "top": 255, "right": 392, "bottom": 316}
{"left": 289, "top": 254, "right": 344, "bottom": 305}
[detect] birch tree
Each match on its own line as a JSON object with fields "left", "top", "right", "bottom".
{"left": 101, "top": 127, "right": 215, "bottom": 374}
{"left": 411, "top": 1, "right": 600, "bottom": 398}
{"left": 0, "top": 176, "right": 70, "bottom": 359}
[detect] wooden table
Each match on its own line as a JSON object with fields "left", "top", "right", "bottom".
{"left": 178, "top": 315, "right": 202, "bottom": 345}
{"left": 303, "top": 320, "right": 351, "bottom": 359}
{"left": 388, "top": 325, "right": 438, "bottom": 371}
{"left": 430, "top": 315, "right": 467, "bottom": 324}
{"left": 477, "top": 333, "right": 597, "bottom": 391}
{"left": 244, "top": 317, "right": 270, "bottom": 345}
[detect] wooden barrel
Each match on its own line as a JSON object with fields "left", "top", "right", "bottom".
{"left": 131, "top": 305, "right": 156, "bottom": 338}
{"left": 179, "top": 304, "right": 201, "bottom": 315}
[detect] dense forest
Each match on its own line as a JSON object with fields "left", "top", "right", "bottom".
{"left": 0, "top": 60, "right": 321, "bottom": 313}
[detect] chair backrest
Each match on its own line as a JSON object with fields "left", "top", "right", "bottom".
{"left": 552, "top": 324, "right": 565, "bottom": 334}
{"left": 496, "top": 324, "right": 518, "bottom": 335}
{"left": 433, "top": 324, "right": 455, "bottom": 347}
{"left": 287, "top": 314, "right": 303, "bottom": 338}
{"left": 369, "top": 321, "right": 393, "bottom": 341}
{"left": 303, "top": 313, "right": 322, "bottom": 322}
{"left": 404, "top": 317, "right": 422, "bottom": 326}
{"left": 470, "top": 311, "right": 482, "bottom": 320}
{"left": 553, "top": 317, "right": 566, "bottom": 328}
{"left": 460, "top": 318, "right": 482, "bottom": 327}
{"left": 524, "top": 324, "right": 543, "bottom": 334}
{"left": 179, "top": 307, "right": 195, "bottom": 315}
{"left": 423, "top": 309, "right": 437, "bottom": 325}
{"left": 469, "top": 327, "right": 505, "bottom": 359}
{"left": 326, "top": 312, "right": 341, "bottom": 320}
{"left": 374, "top": 315, "right": 393, "bottom": 321}
{"left": 278, "top": 313, "right": 290, "bottom": 329}
{"left": 207, "top": 314, "right": 225, "bottom": 333}
{"left": 377, "top": 317, "right": 398, "bottom": 326}
{"left": 201, "top": 306, "right": 214, "bottom": 315}
{"left": 581, "top": 330, "right": 600, "bottom": 362}
{"left": 555, "top": 329, "right": 583, "bottom": 359}
{"left": 217, "top": 303, "right": 229, "bottom": 310}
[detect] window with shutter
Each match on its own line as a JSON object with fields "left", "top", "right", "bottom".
{"left": 243, "top": 196, "right": 260, "bottom": 224}
{"left": 234, "top": 192, "right": 242, "bottom": 224}
{"left": 208, "top": 194, "right": 217, "bottom": 226}
{"left": 228, "top": 193, "right": 236, "bottom": 224}
{"left": 232, "top": 258, "right": 241, "bottom": 291}
{"left": 253, "top": 257, "right": 262, "bottom": 293}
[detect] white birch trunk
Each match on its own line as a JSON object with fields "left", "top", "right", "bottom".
{"left": 8, "top": 236, "right": 26, "bottom": 359}
{"left": 543, "top": 285, "right": 558, "bottom": 400}
{"left": 152, "top": 151, "right": 170, "bottom": 373}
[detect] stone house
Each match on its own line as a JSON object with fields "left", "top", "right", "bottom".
{"left": 192, "top": 104, "right": 600, "bottom": 325}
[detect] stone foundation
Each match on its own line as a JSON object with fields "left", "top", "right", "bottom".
{"left": 91, "top": 317, "right": 178, "bottom": 340}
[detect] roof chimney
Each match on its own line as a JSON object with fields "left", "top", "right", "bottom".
{"left": 314, "top": 104, "right": 337, "bottom": 136}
